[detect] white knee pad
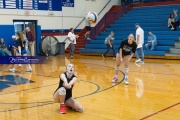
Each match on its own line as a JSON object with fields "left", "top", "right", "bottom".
{"left": 115, "top": 66, "right": 119, "bottom": 70}
{"left": 59, "top": 87, "right": 66, "bottom": 95}
{"left": 76, "top": 107, "right": 84, "bottom": 112}
{"left": 124, "top": 68, "right": 129, "bottom": 73}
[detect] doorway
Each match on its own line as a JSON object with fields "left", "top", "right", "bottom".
{"left": 13, "top": 20, "right": 37, "bottom": 55}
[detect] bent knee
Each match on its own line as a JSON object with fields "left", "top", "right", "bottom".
{"left": 58, "top": 87, "right": 66, "bottom": 95}
{"left": 76, "top": 106, "right": 84, "bottom": 112}
{"left": 116, "top": 64, "right": 120, "bottom": 66}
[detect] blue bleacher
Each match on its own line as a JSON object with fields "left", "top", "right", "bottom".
{"left": 79, "top": 4, "right": 180, "bottom": 56}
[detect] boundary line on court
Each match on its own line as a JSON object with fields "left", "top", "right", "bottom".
{"left": 0, "top": 63, "right": 125, "bottom": 112}
{"left": 140, "top": 102, "right": 180, "bottom": 120}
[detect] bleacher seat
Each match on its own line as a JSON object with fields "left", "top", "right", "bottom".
{"left": 79, "top": 4, "right": 180, "bottom": 56}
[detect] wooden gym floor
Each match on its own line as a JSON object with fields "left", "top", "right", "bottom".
{"left": 0, "top": 54, "right": 179, "bottom": 120}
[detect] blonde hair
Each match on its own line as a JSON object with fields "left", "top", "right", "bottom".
{"left": 128, "top": 33, "right": 135, "bottom": 41}
{"left": 110, "top": 31, "right": 114, "bottom": 35}
{"left": 17, "top": 32, "right": 25, "bottom": 42}
{"left": 129, "top": 33, "right": 134, "bottom": 38}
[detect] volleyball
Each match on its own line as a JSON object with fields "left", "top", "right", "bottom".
{"left": 86, "top": 11, "right": 98, "bottom": 24}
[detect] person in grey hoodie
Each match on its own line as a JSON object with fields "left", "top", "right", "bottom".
{"left": 102, "top": 31, "right": 116, "bottom": 59}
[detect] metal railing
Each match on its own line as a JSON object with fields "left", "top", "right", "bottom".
{"left": 63, "top": 0, "right": 112, "bottom": 43}
{"left": 87, "top": 0, "right": 133, "bottom": 44}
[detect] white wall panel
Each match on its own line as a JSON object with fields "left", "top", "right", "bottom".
{"left": 0, "top": 9, "right": 17, "bottom": 15}
{"left": 0, "top": 0, "right": 119, "bottom": 29}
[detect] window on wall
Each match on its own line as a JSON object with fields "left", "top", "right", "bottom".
{"left": 5, "top": 0, "right": 16, "bottom": 9}
{"left": 23, "top": 0, "right": 33, "bottom": 9}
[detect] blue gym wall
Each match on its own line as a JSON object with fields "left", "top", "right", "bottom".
{"left": 0, "top": 25, "right": 42, "bottom": 55}
{"left": 0, "top": 25, "right": 15, "bottom": 47}
{"left": 36, "top": 25, "right": 41, "bottom": 55}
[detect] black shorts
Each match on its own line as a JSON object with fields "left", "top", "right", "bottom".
{"left": 117, "top": 52, "right": 131, "bottom": 57}
{"left": 86, "top": 26, "right": 91, "bottom": 31}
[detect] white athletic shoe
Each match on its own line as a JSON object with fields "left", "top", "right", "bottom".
{"left": 135, "top": 59, "right": 142, "bottom": 63}
{"left": 111, "top": 77, "right": 118, "bottom": 83}
{"left": 124, "top": 77, "right": 129, "bottom": 85}
{"left": 26, "top": 68, "right": 32, "bottom": 72}
{"left": 18, "top": 64, "right": 22, "bottom": 67}
{"left": 9, "top": 68, "right": 15, "bottom": 72}
{"left": 135, "top": 63, "right": 141, "bottom": 67}
{"left": 86, "top": 37, "right": 91, "bottom": 40}
{"left": 102, "top": 55, "right": 105, "bottom": 60}
{"left": 70, "top": 55, "right": 74, "bottom": 59}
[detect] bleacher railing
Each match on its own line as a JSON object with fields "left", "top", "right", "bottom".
{"left": 63, "top": 0, "right": 111, "bottom": 43}
{"left": 87, "top": 0, "right": 133, "bottom": 43}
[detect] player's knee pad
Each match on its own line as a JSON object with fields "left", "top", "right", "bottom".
{"left": 58, "top": 87, "right": 66, "bottom": 95}
{"left": 124, "top": 68, "right": 129, "bottom": 73}
{"left": 115, "top": 66, "right": 119, "bottom": 70}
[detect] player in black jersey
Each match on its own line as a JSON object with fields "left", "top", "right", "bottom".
{"left": 53, "top": 64, "right": 84, "bottom": 114}
{"left": 112, "top": 34, "right": 137, "bottom": 85}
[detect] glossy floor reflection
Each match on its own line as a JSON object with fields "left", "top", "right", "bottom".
{"left": 0, "top": 54, "right": 180, "bottom": 120}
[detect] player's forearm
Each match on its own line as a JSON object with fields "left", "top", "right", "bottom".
{"left": 60, "top": 74, "right": 68, "bottom": 84}
{"left": 120, "top": 49, "right": 122, "bottom": 58}
{"left": 68, "top": 78, "right": 77, "bottom": 86}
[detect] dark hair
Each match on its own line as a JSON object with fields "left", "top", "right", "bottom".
{"left": 69, "top": 28, "right": 73, "bottom": 31}
{"left": 169, "top": 14, "right": 174, "bottom": 18}
{"left": 149, "top": 30, "right": 152, "bottom": 33}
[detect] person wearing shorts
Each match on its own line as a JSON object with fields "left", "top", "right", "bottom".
{"left": 111, "top": 34, "right": 137, "bottom": 85}
{"left": 53, "top": 64, "right": 84, "bottom": 114}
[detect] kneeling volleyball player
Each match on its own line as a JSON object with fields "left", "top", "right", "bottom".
{"left": 53, "top": 64, "right": 84, "bottom": 114}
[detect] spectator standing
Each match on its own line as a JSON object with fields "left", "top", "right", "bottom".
{"left": 84, "top": 20, "right": 91, "bottom": 40}
{"left": 102, "top": 31, "right": 116, "bottom": 59}
{"left": 67, "top": 28, "right": 79, "bottom": 59}
{"left": 25, "top": 27, "right": 35, "bottom": 56}
{"left": 135, "top": 23, "right": 144, "bottom": 64}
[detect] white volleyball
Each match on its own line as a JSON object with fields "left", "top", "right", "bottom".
{"left": 86, "top": 11, "right": 98, "bottom": 24}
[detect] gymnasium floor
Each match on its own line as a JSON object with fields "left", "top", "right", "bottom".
{"left": 0, "top": 54, "right": 179, "bottom": 120}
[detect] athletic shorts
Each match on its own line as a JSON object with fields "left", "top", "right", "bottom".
{"left": 117, "top": 52, "right": 131, "bottom": 57}
{"left": 21, "top": 49, "right": 27, "bottom": 55}
{"left": 65, "top": 97, "right": 72, "bottom": 102}
{"left": 86, "top": 26, "right": 91, "bottom": 31}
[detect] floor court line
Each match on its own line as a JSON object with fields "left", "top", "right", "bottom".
{"left": 140, "top": 102, "right": 180, "bottom": 120}
{"left": 0, "top": 73, "right": 124, "bottom": 113}
{"left": 0, "top": 63, "right": 125, "bottom": 113}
